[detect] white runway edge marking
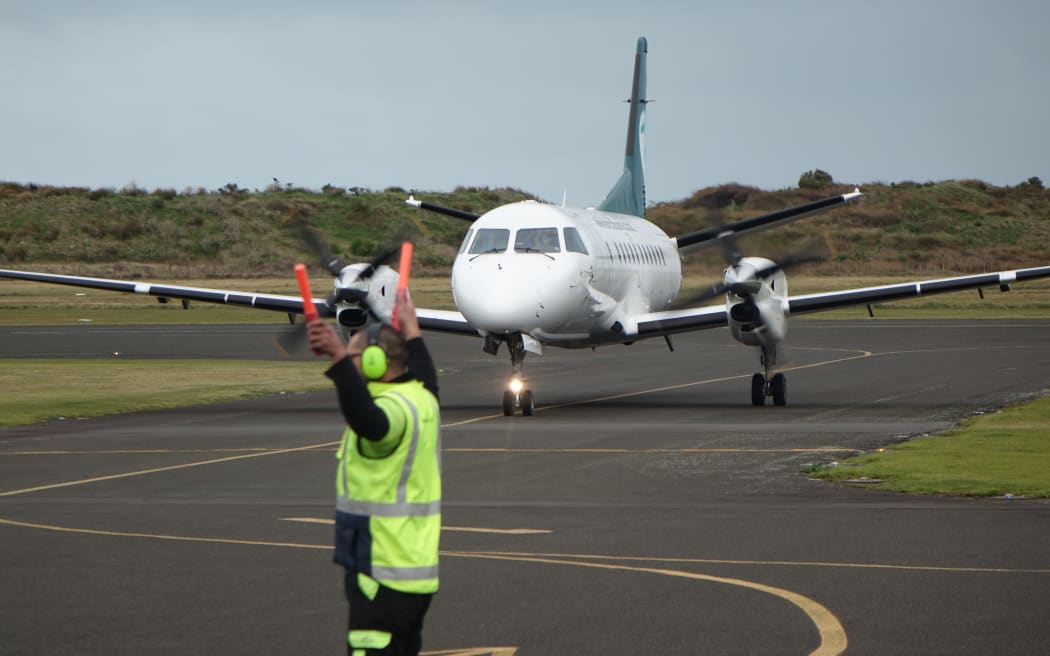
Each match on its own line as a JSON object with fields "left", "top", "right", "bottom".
{"left": 282, "top": 517, "right": 551, "bottom": 535}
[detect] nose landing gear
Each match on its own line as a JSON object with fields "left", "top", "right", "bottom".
{"left": 502, "top": 378, "right": 535, "bottom": 417}
{"left": 751, "top": 345, "right": 787, "bottom": 406}
{"left": 489, "top": 332, "right": 537, "bottom": 417}
{"left": 751, "top": 372, "right": 786, "bottom": 406}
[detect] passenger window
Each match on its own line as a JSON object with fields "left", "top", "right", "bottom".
{"left": 515, "top": 227, "right": 561, "bottom": 253}
{"left": 563, "top": 227, "right": 589, "bottom": 254}
{"left": 458, "top": 229, "right": 474, "bottom": 255}
{"left": 468, "top": 228, "right": 510, "bottom": 254}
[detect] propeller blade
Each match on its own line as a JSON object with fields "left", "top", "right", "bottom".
{"left": 298, "top": 224, "right": 346, "bottom": 276}
{"left": 673, "top": 250, "right": 825, "bottom": 309}
{"left": 727, "top": 280, "right": 763, "bottom": 297}
{"left": 711, "top": 211, "right": 742, "bottom": 267}
{"left": 272, "top": 324, "right": 309, "bottom": 357}
{"left": 357, "top": 244, "right": 402, "bottom": 282}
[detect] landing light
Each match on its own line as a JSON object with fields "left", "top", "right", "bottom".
{"left": 509, "top": 378, "right": 523, "bottom": 393}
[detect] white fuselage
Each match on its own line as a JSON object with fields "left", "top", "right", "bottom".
{"left": 451, "top": 200, "right": 682, "bottom": 347}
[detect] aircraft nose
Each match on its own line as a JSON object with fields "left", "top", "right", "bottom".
{"left": 452, "top": 254, "right": 582, "bottom": 334}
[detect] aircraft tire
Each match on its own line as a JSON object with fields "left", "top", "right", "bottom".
{"left": 751, "top": 374, "right": 766, "bottom": 406}
{"left": 521, "top": 390, "right": 535, "bottom": 417}
{"left": 502, "top": 390, "right": 515, "bottom": 416}
{"left": 771, "top": 373, "right": 787, "bottom": 406}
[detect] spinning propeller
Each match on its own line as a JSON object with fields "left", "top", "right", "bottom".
{"left": 673, "top": 250, "right": 826, "bottom": 309}
{"left": 674, "top": 207, "right": 827, "bottom": 309}
{"left": 273, "top": 226, "right": 407, "bottom": 355}
{"left": 299, "top": 224, "right": 401, "bottom": 314}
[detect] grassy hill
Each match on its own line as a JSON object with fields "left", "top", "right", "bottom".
{"left": 2, "top": 179, "right": 1048, "bottom": 279}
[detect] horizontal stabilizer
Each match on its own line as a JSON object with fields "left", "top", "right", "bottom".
{"left": 674, "top": 189, "right": 861, "bottom": 253}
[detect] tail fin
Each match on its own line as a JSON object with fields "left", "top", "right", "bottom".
{"left": 598, "top": 37, "right": 648, "bottom": 218}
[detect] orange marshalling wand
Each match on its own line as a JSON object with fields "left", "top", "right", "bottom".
{"left": 391, "top": 242, "right": 413, "bottom": 331}
{"left": 294, "top": 263, "right": 318, "bottom": 321}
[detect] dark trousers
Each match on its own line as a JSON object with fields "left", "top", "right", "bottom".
{"left": 345, "top": 571, "right": 433, "bottom": 656}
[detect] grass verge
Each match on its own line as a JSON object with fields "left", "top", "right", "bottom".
{"left": 807, "top": 395, "right": 1050, "bottom": 497}
{"left": 0, "top": 359, "right": 331, "bottom": 427}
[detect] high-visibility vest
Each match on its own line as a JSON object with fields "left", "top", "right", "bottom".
{"left": 334, "top": 379, "right": 441, "bottom": 594}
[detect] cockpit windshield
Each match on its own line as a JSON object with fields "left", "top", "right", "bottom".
{"left": 563, "top": 227, "right": 588, "bottom": 254}
{"left": 468, "top": 228, "right": 510, "bottom": 255}
{"left": 514, "top": 227, "right": 561, "bottom": 253}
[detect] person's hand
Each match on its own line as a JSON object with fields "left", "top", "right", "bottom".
{"left": 307, "top": 318, "right": 346, "bottom": 363}
{"left": 396, "top": 292, "right": 421, "bottom": 340}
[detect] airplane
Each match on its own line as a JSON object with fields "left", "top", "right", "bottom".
{"left": 3, "top": 36, "right": 1050, "bottom": 416}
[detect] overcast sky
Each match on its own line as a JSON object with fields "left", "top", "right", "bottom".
{"left": 2, "top": 1, "right": 1047, "bottom": 205}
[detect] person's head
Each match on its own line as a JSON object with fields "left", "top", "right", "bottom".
{"left": 347, "top": 324, "right": 408, "bottom": 381}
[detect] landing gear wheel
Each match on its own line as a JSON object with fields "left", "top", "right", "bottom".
{"left": 521, "top": 390, "right": 535, "bottom": 416}
{"left": 771, "top": 373, "right": 787, "bottom": 406}
{"left": 751, "top": 373, "right": 766, "bottom": 406}
{"left": 502, "top": 390, "right": 515, "bottom": 416}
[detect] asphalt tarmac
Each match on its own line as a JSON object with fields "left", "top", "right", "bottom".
{"left": 2, "top": 319, "right": 1049, "bottom": 655}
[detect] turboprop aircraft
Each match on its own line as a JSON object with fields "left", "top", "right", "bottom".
{"left": 3, "top": 36, "right": 1050, "bottom": 415}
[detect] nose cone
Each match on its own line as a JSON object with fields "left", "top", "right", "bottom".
{"left": 452, "top": 254, "right": 584, "bottom": 336}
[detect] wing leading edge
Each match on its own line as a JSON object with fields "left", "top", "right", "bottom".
{"left": 0, "top": 268, "right": 479, "bottom": 334}
{"left": 787, "top": 266, "right": 1050, "bottom": 315}
{"left": 0, "top": 268, "right": 329, "bottom": 317}
{"left": 673, "top": 189, "right": 862, "bottom": 254}
{"left": 629, "top": 265, "right": 1050, "bottom": 340}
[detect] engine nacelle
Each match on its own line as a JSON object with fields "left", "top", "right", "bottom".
{"left": 725, "top": 257, "right": 789, "bottom": 348}
{"left": 331, "top": 263, "right": 401, "bottom": 335}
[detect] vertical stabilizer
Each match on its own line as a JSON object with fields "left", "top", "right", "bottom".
{"left": 598, "top": 37, "right": 648, "bottom": 218}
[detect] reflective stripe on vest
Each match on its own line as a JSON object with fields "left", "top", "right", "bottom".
{"left": 371, "top": 563, "right": 440, "bottom": 581}
{"left": 336, "top": 498, "right": 441, "bottom": 517}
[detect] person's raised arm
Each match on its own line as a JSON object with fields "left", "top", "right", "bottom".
{"left": 397, "top": 295, "right": 439, "bottom": 399}
{"left": 308, "top": 318, "right": 390, "bottom": 440}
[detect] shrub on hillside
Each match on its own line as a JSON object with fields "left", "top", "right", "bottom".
{"left": 799, "top": 169, "right": 834, "bottom": 189}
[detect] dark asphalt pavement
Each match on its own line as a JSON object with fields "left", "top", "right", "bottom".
{"left": 2, "top": 320, "right": 1049, "bottom": 655}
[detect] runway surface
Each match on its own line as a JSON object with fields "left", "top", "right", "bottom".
{"left": 2, "top": 319, "right": 1050, "bottom": 655}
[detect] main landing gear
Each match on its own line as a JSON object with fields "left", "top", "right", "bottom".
{"left": 486, "top": 333, "right": 535, "bottom": 417}
{"left": 751, "top": 346, "right": 787, "bottom": 406}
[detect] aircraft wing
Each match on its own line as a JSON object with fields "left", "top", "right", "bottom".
{"left": 787, "top": 266, "right": 1050, "bottom": 315}
{"left": 415, "top": 308, "right": 479, "bottom": 336}
{"left": 0, "top": 268, "right": 331, "bottom": 317}
{"left": 630, "top": 304, "right": 729, "bottom": 338}
{"left": 627, "top": 265, "right": 1050, "bottom": 341}
{"left": 674, "top": 189, "right": 862, "bottom": 254}
{"left": 0, "top": 267, "right": 481, "bottom": 335}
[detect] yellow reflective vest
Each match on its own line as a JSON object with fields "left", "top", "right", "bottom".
{"left": 334, "top": 379, "right": 441, "bottom": 594}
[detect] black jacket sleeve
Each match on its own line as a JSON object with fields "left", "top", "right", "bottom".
{"left": 324, "top": 357, "right": 390, "bottom": 440}
{"left": 406, "top": 337, "right": 440, "bottom": 401}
